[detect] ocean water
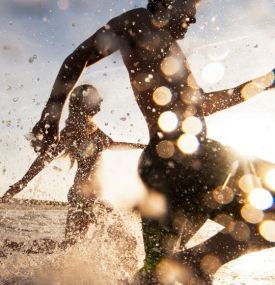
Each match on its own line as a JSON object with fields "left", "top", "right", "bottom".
{"left": 0, "top": 201, "right": 144, "bottom": 284}
{"left": 0, "top": 202, "right": 274, "bottom": 284}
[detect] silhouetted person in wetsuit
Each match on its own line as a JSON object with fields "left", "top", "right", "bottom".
{"left": 30, "top": 0, "right": 275, "bottom": 283}
{"left": 2, "top": 85, "right": 113, "bottom": 246}
{"left": 1, "top": 84, "right": 145, "bottom": 255}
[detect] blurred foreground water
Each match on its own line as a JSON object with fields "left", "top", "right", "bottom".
{"left": 1, "top": 147, "right": 275, "bottom": 284}
{"left": 0, "top": 201, "right": 274, "bottom": 285}
{"left": 0, "top": 201, "right": 144, "bottom": 284}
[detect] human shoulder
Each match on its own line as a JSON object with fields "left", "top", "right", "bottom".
{"left": 122, "top": 7, "right": 150, "bottom": 18}
{"left": 107, "top": 8, "right": 151, "bottom": 31}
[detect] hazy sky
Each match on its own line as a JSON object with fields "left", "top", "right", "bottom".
{"left": 0, "top": 0, "right": 275, "bottom": 201}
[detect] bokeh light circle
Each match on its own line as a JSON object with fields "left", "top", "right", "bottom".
{"left": 177, "top": 134, "right": 199, "bottom": 154}
{"left": 248, "top": 188, "right": 273, "bottom": 210}
{"left": 259, "top": 220, "right": 275, "bottom": 242}
{"left": 201, "top": 62, "right": 225, "bottom": 84}
{"left": 153, "top": 86, "right": 172, "bottom": 106}
{"left": 182, "top": 116, "right": 203, "bottom": 135}
{"left": 158, "top": 111, "right": 178, "bottom": 132}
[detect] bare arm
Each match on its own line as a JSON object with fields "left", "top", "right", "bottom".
{"left": 202, "top": 69, "right": 275, "bottom": 116}
{"left": 1, "top": 128, "right": 72, "bottom": 202}
{"left": 96, "top": 128, "right": 147, "bottom": 150}
{"left": 32, "top": 21, "right": 121, "bottom": 154}
{"left": 1, "top": 155, "right": 54, "bottom": 202}
{"left": 112, "top": 142, "right": 147, "bottom": 149}
{"left": 0, "top": 132, "right": 69, "bottom": 202}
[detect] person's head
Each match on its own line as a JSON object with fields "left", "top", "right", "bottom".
{"left": 147, "top": 0, "right": 200, "bottom": 39}
{"left": 68, "top": 84, "right": 103, "bottom": 120}
{"left": 63, "top": 85, "right": 102, "bottom": 165}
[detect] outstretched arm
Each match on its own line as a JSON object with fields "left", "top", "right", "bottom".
{"left": 1, "top": 154, "right": 54, "bottom": 202}
{"left": 112, "top": 141, "right": 147, "bottom": 149}
{"left": 32, "top": 21, "right": 121, "bottom": 154}
{"left": 202, "top": 69, "right": 275, "bottom": 116}
{"left": 1, "top": 131, "right": 68, "bottom": 202}
{"left": 96, "top": 128, "right": 147, "bottom": 150}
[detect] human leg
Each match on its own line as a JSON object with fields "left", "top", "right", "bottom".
{"left": 65, "top": 194, "right": 96, "bottom": 244}
{"left": 175, "top": 158, "right": 275, "bottom": 284}
{"left": 65, "top": 158, "right": 98, "bottom": 244}
{"left": 136, "top": 138, "right": 248, "bottom": 284}
{"left": 176, "top": 219, "right": 275, "bottom": 284}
